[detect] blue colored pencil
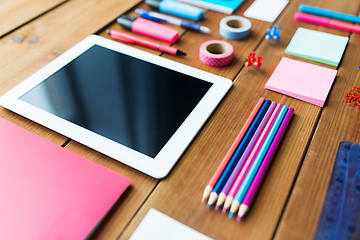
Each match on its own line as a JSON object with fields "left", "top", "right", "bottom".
{"left": 207, "top": 99, "right": 271, "bottom": 207}
{"left": 228, "top": 105, "right": 288, "bottom": 217}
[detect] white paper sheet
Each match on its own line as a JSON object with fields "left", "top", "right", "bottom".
{"left": 244, "top": 0, "right": 289, "bottom": 22}
{"left": 130, "top": 209, "right": 213, "bottom": 240}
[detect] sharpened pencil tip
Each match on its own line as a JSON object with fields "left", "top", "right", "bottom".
{"left": 176, "top": 50, "right": 186, "bottom": 56}
{"left": 236, "top": 216, "right": 242, "bottom": 222}
{"left": 207, "top": 204, "right": 211, "bottom": 209}
{"left": 229, "top": 211, "right": 234, "bottom": 218}
{"left": 214, "top": 205, "right": 219, "bottom": 211}
{"left": 222, "top": 207, "right": 227, "bottom": 214}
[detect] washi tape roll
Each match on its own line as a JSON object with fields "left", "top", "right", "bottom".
{"left": 219, "top": 16, "right": 251, "bottom": 40}
{"left": 199, "top": 40, "right": 233, "bottom": 67}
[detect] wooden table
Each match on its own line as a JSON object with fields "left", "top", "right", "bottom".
{"left": 1, "top": 0, "right": 359, "bottom": 239}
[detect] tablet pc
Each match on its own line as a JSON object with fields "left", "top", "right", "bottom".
{"left": 0, "top": 35, "right": 232, "bottom": 178}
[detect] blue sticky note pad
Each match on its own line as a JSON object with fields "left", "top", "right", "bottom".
{"left": 285, "top": 28, "right": 348, "bottom": 67}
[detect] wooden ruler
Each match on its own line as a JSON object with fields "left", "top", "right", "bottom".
{"left": 314, "top": 141, "right": 360, "bottom": 240}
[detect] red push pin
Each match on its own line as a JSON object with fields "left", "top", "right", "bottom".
{"left": 249, "top": 51, "right": 256, "bottom": 62}
{"left": 245, "top": 55, "right": 252, "bottom": 66}
{"left": 254, "top": 56, "right": 262, "bottom": 68}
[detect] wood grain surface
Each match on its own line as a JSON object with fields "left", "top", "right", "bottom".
{"left": 0, "top": 0, "right": 359, "bottom": 239}
{"left": 0, "top": 0, "right": 67, "bottom": 37}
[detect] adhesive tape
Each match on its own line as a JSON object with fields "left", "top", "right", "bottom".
{"left": 199, "top": 40, "right": 233, "bottom": 67}
{"left": 219, "top": 16, "right": 251, "bottom": 40}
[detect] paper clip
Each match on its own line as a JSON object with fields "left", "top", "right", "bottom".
{"left": 344, "top": 86, "right": 360, "bottom": 108}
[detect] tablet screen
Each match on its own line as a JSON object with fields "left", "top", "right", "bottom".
{"left": 20, "top": 45, "right": 213, "bottom": 158}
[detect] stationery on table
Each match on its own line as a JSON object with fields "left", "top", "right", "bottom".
{"left": 222, "top": 103, "right": 282, "bottom": 213}
{"left": 202, "top": 98, "right": 294, "bottom": 220}
{"left": 177, "top": 0, "right": 245, "bottom": 14}
{"left": 107, "top": 29, "right": 186, "bottom": 56}
{"left": 201, "top": 98, "right": 265, "bottom": 202}
{"left": 244, "top": 0, "right": 289, "bottom": 22}
{"left": 285, "top": 27, "right": 348, "bottom": 67}
{"left": 265, "top": 57, "right": 338, "bottom": 107}
{"left": 229, "top": 105, "right": 288, "bottom": 217}
{"left": 237, "top": 108, "right": 293, "bottom": 221}
{"left": 314, "top": 142, "right": 360, "bottom": 240}
{"left": 130, "top": 209, "right": 213, "bottom": 240}
{"left": 0, "top": 117, "right": 131, "bottom": 240}
{"left": 294, "top": 12, "right": 360, "bottom": 34}
{"left": 207, "top": 99, "right": 271, "bottom": 207}
{"left": 135, "top": 8, "right": 210, "bottom": 33}
{"left": 215, "top": 101, "right": 276, "bottom": 210}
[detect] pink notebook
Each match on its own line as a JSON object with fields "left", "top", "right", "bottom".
{"left": 0, "top": 117, "right": 131, "bottom": 240}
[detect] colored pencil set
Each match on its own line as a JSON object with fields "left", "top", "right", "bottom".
{"left": 202, "top": 97, "right": 294, "bottom": 221}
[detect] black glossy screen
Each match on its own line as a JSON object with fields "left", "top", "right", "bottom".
{"left": 20, "top": 45, "right": 212, "bottom": 158}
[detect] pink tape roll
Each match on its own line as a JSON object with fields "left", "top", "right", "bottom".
{"left": 199, "top": 40, "right": 233, "bottom": 67}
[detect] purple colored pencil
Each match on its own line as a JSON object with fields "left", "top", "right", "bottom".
{"left": 214, "top": 102, "right": 277, "bottom": 210}
{"left": 237, "top": 107, "right": 294, "bottom": 221}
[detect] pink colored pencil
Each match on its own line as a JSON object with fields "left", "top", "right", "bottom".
{"left": 201, "top": 98, "right": 265, "bottom": 202}
{"left": 222, "top": 103, "right": 282, "bottom": 212}
{"left": 237, "top": 108, "right": 294, "bottom": 221}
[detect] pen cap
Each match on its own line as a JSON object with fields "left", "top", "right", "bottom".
{"left": 146, "top": 0, "right": 203, "bottom": 21}
{"left": 117, "top": 15, "right": 136, "bottom": 30}
{"left": 145, "top": 0, "right": 161, "bottom": 9}
{"left": 132, "top": 17, "right": 179, "bottom": 43}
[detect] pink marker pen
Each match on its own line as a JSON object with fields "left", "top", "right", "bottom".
{"left": 117, "top": 15, "right": 179, "bottom": 43}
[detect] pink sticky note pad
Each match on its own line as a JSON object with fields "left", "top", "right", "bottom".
{"left": 0, "top": 117, "right": 131, "bottom": 240}
{"left": 265, "top": 57, "right": 337, "bottom": 107}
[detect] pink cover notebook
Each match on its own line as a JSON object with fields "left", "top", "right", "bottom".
{"left": 0, "top": 117, "right": 131, "bottom": 240}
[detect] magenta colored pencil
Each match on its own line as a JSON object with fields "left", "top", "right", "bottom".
{"left": 237, "top": 108, "right": 294, "bottom": 221}
{"left": 215, "top": 102, "right": 276, "bottom": 209}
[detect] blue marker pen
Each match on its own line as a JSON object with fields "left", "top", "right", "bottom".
{"left": 299, "top": 4, "right": 360, "bottom": 24}
{"left": 135, "top": 9, "right": 210, "bottom": 33}
{"left": 145, "top": 0, "right": 203, "bottom": 21}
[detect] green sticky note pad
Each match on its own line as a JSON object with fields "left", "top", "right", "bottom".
{"left": 285, "top": 28, "right": 348, "bottom": 67}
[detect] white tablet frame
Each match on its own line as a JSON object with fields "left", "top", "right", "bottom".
{"left": 0, "top": 35, "right": 232, "bottom": 178}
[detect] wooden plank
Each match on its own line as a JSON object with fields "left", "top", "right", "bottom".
{"left": 0, "top": 0, "right": 67, "bottom": 37}
{"left": 117, "top": 0, "right": 360, "bottom": 239}
{"left": 0, "top": 0, "right": 142, "bottom": 143}
{"left": 274, "top": 17, "right": 360, "bottom": 240}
